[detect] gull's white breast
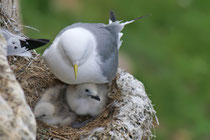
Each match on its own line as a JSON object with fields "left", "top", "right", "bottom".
{"left": 43, "top": 27, "right": 108, "bottom": 84}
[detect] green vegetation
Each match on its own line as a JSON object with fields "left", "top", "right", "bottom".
{"left": 20, "top": 0, "right": 210, "bottom": 139}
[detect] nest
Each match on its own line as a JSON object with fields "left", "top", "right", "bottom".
{"left": 8, "top": 54, "right": 120, "bottom": 140}
{"left": 8, "top": 52, "right": 157, "bottom": 140}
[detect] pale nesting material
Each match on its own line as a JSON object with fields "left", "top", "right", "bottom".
{"left": 34, "top": 85, "right": 77, "bottom": 126}
{"left": 66, "top": 83, "right": 108, "bottom": 116}
{"left": 1, "top": 29, "right": 50, "bottom": 57}
{"left": 43, "top": 11, "right": 146, "bottom": 84}
{"left": 82, "top": 69, "right": 158, "bottom": 140}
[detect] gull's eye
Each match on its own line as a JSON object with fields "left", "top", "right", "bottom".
{"left": 85, "top": 89, "right": 89, "bottom": 92}
{"left": 42, "top": 114, "right": 46, "bottom": 117}
{"left": 14, "top": 46, "right": 18, "bottom": 49}
{"left": 12, "top": 41, "right": 15, "bottom": 44}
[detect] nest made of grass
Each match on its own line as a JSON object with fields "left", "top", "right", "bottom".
{"left": 8, "top": 54, "right": 121, "bottom": 140}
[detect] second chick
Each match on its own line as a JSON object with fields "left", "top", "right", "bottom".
{"left": 34, "top": 85, "right": 77, "bottom": 126}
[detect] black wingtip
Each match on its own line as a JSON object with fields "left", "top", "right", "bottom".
{"left": 133, "top": 14, "right": 151, "bottom": 21}
{"left": 20, "top": 38, "right": 50, "bottom": 50}
{"left": 110, "top": 10, "right": 117, "bottom": 22}
{"left": 36, "top": 39, "right": 50, "bottom": 44}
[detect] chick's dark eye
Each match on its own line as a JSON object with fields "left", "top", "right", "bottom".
{"left": 85, "top": 89, "right": 89, "bottom": 92}
{"left": 42, "top": 114, "right": 46, "bottom": 117}
{"left": 12, "top": 42, "right": 15, "bottom": 44}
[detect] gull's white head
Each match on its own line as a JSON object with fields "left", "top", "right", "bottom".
{"left": 34, "top": 102, "right": 55, "bottom": 121}
{"left": 59, "top": 27, "right": 96, "bottom": 79}
{"left": 76, "top": 83, "right": 100, "bottom": 101}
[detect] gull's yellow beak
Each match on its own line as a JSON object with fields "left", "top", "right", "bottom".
{"left": 73, "top": 64, "right": 78, "bottom": 80}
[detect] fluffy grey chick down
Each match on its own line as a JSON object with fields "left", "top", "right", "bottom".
{"left": 34, "top": 85, "right": 77, "bottom": 126}
{"left": 66, "top": 83, "right": 108, "bottom": 117}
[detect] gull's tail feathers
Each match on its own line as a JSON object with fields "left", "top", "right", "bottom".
{"left": 108, "top": 10, "right": 150, "bottom": 49}
{"left": 120, "top": 14, "right": 151, "bottom": 26}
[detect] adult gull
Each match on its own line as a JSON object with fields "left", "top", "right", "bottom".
{"left": 43, "top": 11, "right": 146, "bottom": 84}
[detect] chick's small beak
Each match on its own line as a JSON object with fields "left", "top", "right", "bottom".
{"left": 73, "top": 64, "right": 78, "bottom": 80}
{"left": 90, "top": 95, "right": 101, "bottom": 101}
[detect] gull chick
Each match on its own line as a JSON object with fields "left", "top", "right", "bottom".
{"left": 66, "top": 83, "right": 109, "bottom": 117}
{"left": 43, "top": 11, "right": 147, "bottom": 84}
{"left": 34, "top": 85, "right": 77, "bottom": 126}
{"left": 1, "top": 29, "right": 49, "bottom": 57}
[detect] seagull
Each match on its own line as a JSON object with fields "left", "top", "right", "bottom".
{"left": 34, "top": 85, "right": 77, "bottom": 126}
{"left": 1, "top": 29, "right": 50, "bottom": 57}
{"left": 66, "top": 83, "right": 108, "bottom": 117}
{"left": 43, "top": 11, "right": 147, "bottom": 84}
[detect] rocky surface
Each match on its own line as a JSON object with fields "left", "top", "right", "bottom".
{"left": 0, "top": 32, "right": 36, "bottom": 140}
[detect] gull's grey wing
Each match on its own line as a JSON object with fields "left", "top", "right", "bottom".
{"left": 75, "top": 23, "right": 119, "bottom": 82}
{"left": 7, "top": 45, "right": 28, "bottom": 56}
